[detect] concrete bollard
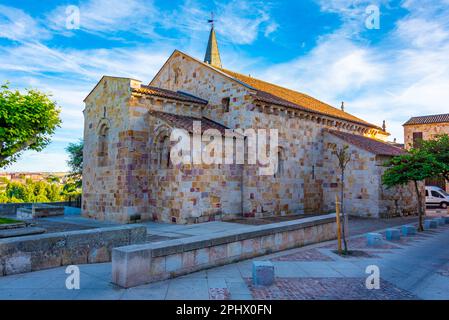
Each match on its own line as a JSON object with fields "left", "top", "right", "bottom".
{"left": 252, "top": 261, "right": 275, "bottom": 286}
{"left": 385, "top": 228, "right": 401, "bottom": 241}
{"left": 401, "top": 225, "right": 417, "bottom": 236}
{"left": 366, "top": 233, "right": 383, "bottom": 247}
{"left": 436, "top": 218, "right": 446, "bottom": 226}
{"left": 444, "top": 217, "right": 449, "bottom": 224}
{"left": 424, "top": 220, "right": 438, "bottom": 229}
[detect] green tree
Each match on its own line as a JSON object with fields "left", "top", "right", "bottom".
{"left": 61, "top": 179, "right": 81, "bottom": 202}
{"left": 383, "top": 150, "right": 444, "bottom": 231}
{"left": 66, "top": 140, "right": 83, "bottom": 188}
{"left": 0, "top": 83, "right": 61, "bottom": 168}
{"left": 419, "top": 134, "right": 449, "bottom": 183}
{"left": 5, "top": 181, "right": 31, "bottom": 202}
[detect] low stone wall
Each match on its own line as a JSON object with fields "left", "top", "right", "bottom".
{"left": 112, "top": 214, "right": 337, "bottom": 288}
{"left": 0, "top": 201, "right": 76, "bottom": 215}
{"left": 17, "top": 204, "right": 65, "bottom": 220}
{"left": 0, "top": 225, "right": 147, "bottom": 276}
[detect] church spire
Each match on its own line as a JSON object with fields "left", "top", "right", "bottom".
{"left": 204, "top": 12, "right": 222, "bottom": 68}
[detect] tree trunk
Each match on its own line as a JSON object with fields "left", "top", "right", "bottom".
{"left": 341, "top": 170, "right": 348, "bottom": 253}
{"left": 414, "top": 180, "right": 424, "bottom": 232}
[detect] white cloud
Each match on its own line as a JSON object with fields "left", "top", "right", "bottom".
{"left": 0, "top": 5, "right": 50, "bottom": 41}
{"left": 165, "top": 0, "right": 278, "bottom": 45}
{"left": 46, "top": 0, "right": 159, "bottom": 38}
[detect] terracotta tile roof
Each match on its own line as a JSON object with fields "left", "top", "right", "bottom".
{"left": 150, "top": 111, "right": 228, "bottom": 134}
{"left": 217, "top": 68, "right": 382, "bottom": 130}
{"left": 133, "top": 85, "right": 208, "bottom": 105}
{"left": 403, "top": 113, "right": 449, "bottom": 126}
{"left": 325, "top": 129, "right": 406, "bottom": 156}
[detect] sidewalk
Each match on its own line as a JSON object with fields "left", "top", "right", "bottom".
{"left": 1, "top": 218, "right": 448, "bottom": 300}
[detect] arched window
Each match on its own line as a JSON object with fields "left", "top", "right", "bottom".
{"left": 98, "top": 123, "right": 109, "bottom": 167}
{"left": 274, "top": 148, "right": 285, "bottom": 178}
{"left": 158, "top": 135, "right": 171, "bottom": 169}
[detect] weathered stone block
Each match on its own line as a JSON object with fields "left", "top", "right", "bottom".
{"left": 252, "top": 261, "right": 274, "bottom": 286}
{"left": 194, "top": 248, "right": 209, "bottom": 266}
{"left": 385, "top": 228, "right": 401, "bottom": 241}
{"left": 366, "top": 233, "right": 383, "bottom": 247}
{"left": 260, "top": 235, "right": 275, "bottom": 252}
{"left": 150, "top": 256, "right": 166, "bottom": 276}
{"left": 227, "top": 242, "right": 242, "bottom": 258}
{"left": 209, "top": 245, "right": 227, "bottom": 262}
{"left": 424, "top": 220, "right": 438, "bottom": 229}
{"left": 182, "top": 251, "right": 195, "bottom": 269}
{"left": 242, "top": 238, "right": 261, "bottom": 255}
{"left": 5, "top": 253, "right": 31, "bottom": 275}
{"left": 88, "top": 246, "right": 110, "bottom": 263}
{"left": 401, "top": 225, "right": 417, "bottom": 236}
{"left": 112, "top": 247, "right": 152, "bottom": 288}
{"left": 166, "top": 253, "right": 182, "bottom": 272}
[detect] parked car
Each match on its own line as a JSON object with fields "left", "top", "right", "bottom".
{"left": 425, "top": 186, "right": 449, "bottom": 209}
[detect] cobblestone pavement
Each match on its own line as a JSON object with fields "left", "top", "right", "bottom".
{"left": 246, "top": 278, "right": 418, "bottom": 300}
{"left": 1, "top": 218, "right": 449, "bottom": 300}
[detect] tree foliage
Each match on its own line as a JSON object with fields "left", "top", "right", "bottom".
{"left": 65, "top": 139, "right": 83, "bottom": 188}
{"left": 0, "top": 178, "right": 80, "bottom": 203}
{"left": 382, "top": 149, "right": 444, "bottom": 231}
{"left": 419, "top": 134, "right": 449, "bottom": 183}
{"left": 0, "top": 83, "right": 61, "bottom": 168}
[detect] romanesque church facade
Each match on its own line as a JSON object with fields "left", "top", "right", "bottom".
{"left": 82, "top": 26, "right": 418, "bottom": 224}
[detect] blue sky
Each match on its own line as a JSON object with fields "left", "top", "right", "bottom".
{"left": 1, "top": 0, "right": 449, "bottom": 172}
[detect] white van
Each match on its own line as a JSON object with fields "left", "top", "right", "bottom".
{"left": 425, "top": 186, "right": 449, "bottom": 209}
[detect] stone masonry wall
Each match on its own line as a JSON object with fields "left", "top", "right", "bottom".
{"left": 82, "top": 77, "right": 142, "bottom": 223}
{"left": 150, "top": 52, "right": 388, "bottom": 219}
{"left": 404, "top": 123, "right": 449, "bottom": 150}
{"left": 83, "top": 53, "right": 409, "bottom": 224}
{"left": 322, "top": 132, "right": 420, "bottom": 218}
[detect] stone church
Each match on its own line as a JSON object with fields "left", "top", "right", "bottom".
{"left": 82, "top": 25, "right": 418, "bottom": 224}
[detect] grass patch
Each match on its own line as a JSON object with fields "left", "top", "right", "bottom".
{"left": 0, "top": 217, "right": 22, "bottom": 225}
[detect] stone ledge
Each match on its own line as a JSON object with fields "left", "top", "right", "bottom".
{"left": 112, "top": 214, "right": 337, "bottom": 288}
{"left": 142, "top": 214, "right": 335, "bottom": 258}
{"left": 0, "top": 225, "right": 147, "bottom": 276}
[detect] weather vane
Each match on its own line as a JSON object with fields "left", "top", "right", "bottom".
{"left": 208, "top": 12, "right": 215, "bottom": 28}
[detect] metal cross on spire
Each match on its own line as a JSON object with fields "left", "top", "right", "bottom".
{"left": 208, "top": 12, "right": 215, "bottom": 28}
{"left": 204, "top": 11, "right": 222, "bottom": 68}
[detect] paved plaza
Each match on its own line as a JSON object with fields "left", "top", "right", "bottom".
{"left": 1, "top": 215, "right": 448, "bottom": 300}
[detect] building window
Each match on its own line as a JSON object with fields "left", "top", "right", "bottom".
{"left": 413, "top": 132, "right": 423, "bottom": 148}
{"left": 222, "top": 97, "right": 230, "bottom": 113}
{"left": 158, "top": 135, "right": 171, "bottom": 169}
{"left": 98, "top": 123, "right": 109, "bottom": 167}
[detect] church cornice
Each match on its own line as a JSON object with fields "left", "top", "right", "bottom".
{"left": 253, "top": 101, "right": 385, "bottom": 137}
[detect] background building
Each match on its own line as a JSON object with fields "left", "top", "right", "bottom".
{"left": 403, "top": 113, "right": 449, "bottom": 191}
